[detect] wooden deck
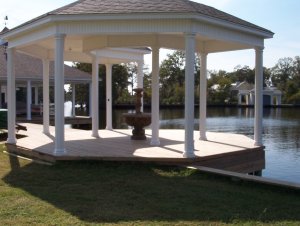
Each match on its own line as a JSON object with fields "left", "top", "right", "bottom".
{"left": 6, "top": 123, "right": 265, "bottom": 173}
{"left": 17, "top": 116, "right": 92, "bottom": 126}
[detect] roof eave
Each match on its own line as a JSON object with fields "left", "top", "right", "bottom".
{"left": 193, "top": 14, "right": 274, "bottom": 39}
{"left": 0, "top": 12, "right": 274, "bottom": 41}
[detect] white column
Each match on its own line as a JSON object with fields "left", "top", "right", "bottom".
{"left": 105, "top": 64, "right": 113, "bottom": 130}
{"left": 238, "top": 93, "right": 242, "bottom": 105}
{"left": 150, "top": 46, "right": 160, "bottom": 146}
{"left": 6, "top": 48, "right": 16, "bottom": 144}
{"left": 184, "top": 33, "right": 196, "bottom": 158}
{"left": 72, "top": 84, "right": 76, "bottom": 117}
{"left": 254, "top": 47, "right": 264, "bottom": 146}
{"left": 35, "top": 86, "right": 39, "bottom": 105}
{"left": 199, "top": 52, "right": 207, "bottom": 141}
{"left": 277, "top": 95, "right": 282, "bottom": 105}
{"left": 137, "top": 60, "right": 144, "bottom": 112}
{"left": 92, "top": 58, "right": 99, "bottom": 137}
{"left": 54, "top": 34, "right": 66, "bottom": 155}
{"left": 42, "top": 59, "right": 50, "bottom": 134}
{"left": 26, "top": 80, "right": 32, "bottom": 120}
{"left": 89, "top": 82, "right": 92, "bottom": 117}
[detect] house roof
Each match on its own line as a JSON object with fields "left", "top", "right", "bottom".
{"left": 0, "top": 46, "right": 91, "bottom": 83}
{"left": 2, "top": 0, "right": 273, "bottom": 36}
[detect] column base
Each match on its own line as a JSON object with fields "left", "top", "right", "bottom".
{"left": 43, "top": 130, "right": 50, "bottom": 136}
{"left": 92, "top": 132, "right": 100, "bottom": 138}
{"left": 254, "top": 141, "right": 263, "bottom": 146}
{"left": 199, "top": 135, "right": 207, "bottom": 141}
{"left": 183, "top": 151, "right": 196, "bottom": 158}
{"left": 150, "top": 139, "right": 160, "bottom": 146}
{"left": 54, "top": 148, "right": 66, "bottom": 156}
{"left": 6, "top": 137, "right": 17, "bottom": 144}
{"left": 105, "top": 126, "right": 113, "bottom": 131}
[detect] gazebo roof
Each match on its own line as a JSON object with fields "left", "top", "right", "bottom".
{"left": 50, "top": 0, "right": 271, "bottom": 33}
{"left": 4, "top": 0, "right": 272, "bottom": 35}
{"left": 0, "top": 0, "right": 274, "bottom": 61}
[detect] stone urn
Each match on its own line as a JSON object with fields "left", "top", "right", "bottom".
{"left": 123, "top": 88, "right": 151, "bottom": 140}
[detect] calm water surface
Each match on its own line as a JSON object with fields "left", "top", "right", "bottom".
{"left": 95, "top": 107, "right": 300, "bottom": 184}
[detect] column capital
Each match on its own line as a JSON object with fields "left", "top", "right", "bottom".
{"left": 199, "top": 52, "right": 208, "bottom": 57}
{"left": 185, "top": 32, "right": 197, "bottom": 38}
{"left": 54, "top": 33, "right": 66, "bottom": 40}
{"left": 151, "top": 45, "right": 160, "bottom": 52}
{"left": 255, "top": 46, "right": 264, "bottom": 52}
{"left": 105, "top": 63, "right": 113, "bottom": 68}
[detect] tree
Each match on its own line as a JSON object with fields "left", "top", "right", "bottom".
{"left": 159, "top": 51, "right": 200, "bottom": 105}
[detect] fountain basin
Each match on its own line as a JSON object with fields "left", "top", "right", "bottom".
{"left": 123, "top": 113, "right": 151, "bottom": 140}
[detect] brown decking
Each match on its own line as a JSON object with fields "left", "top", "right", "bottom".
{"left": 5, "top": 123, "right": 265, "bottom": 173}
{"left": 17, "top": 116, "right": 92, "bottom": 126}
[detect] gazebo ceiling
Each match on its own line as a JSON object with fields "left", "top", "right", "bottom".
{"left": 0, "top": 0, "right": 274, "bottom": 61}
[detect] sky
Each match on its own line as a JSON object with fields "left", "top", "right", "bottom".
{"left": 1, "top": 0, "right": 300, "bottom": 72}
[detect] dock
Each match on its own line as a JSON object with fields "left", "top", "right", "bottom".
{"left": 5, "top": 123, "right": 265, "bottom": 174}
{"left": 17, "top": 116, "right": 92, "bottom": 126}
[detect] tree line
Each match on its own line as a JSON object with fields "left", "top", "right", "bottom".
{"left": 72, "top": 51, "right": 300, "bottom": 107}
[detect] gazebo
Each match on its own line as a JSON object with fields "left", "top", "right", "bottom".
{"left": 0, "top": 0, "right": 274, "bottom": 158}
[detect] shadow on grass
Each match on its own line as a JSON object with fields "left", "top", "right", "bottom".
{"left": 3, "top": 157, "right": 300, "bottom": 224}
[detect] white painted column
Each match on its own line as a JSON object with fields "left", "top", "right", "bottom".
{"left": 150, "top": 46, "right": 160, "bottom": 146}
{"left": 54, "top": 34, "right": 66, "bottom": 155}
{"left": 184, "top": 33, "right": 196, "bottom": 158}
{"left": 137, "top": 60, "right": 144, "bottom": 112}
{"left": 105, "top": 64, "right": 113, "bottom": 130}
{"left": 92, "top": 58, "right": 99, "bottom": 137}
{"left": 89, "top": 82, "right": 92, "bottom": 117}
{"left": 199, "top": 52, "right": 207, "bottom": 141}
{"left": 72, "top": 84, "right": 76, "bottom": 117}
{"left": 35, "top": 86, "right": 39, "bottom": 105}
{"left": 254, "top": 47, "right": 264, "bottom": 146}
{"left": 26, "top": 80, "right": 32, "bottom": 120}
{"left": 42, "top": 59, "right": 50, "bottom": 134}
{"left": 277, "top": 95, "right": 282, "bottom": 105}
{"left": 238, "top": 93, "right": 242, "bottom": 105}
{"left": 6, "top": 48, "right": 16, "bottom": 144}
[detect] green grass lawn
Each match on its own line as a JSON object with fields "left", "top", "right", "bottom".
{"left": 0, "top": 144, "right": 300, "bottom": 226}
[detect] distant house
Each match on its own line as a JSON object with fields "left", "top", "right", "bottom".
{"left": 232, "top": 81, "right": 282, "bottom": 106}
{"left": 0, "top": 44, "right": 91, "bottom": 113}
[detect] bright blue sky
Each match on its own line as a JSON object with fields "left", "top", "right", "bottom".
{"left": 1, "top": 0, "right": 299, "bottom": 72}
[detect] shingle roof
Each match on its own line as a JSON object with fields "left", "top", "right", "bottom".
{"left": 1, "top": 0, "right": 272, "bottom": 36}
{"left": 0, "top": 46, "right": 91, "bottom": 82}
{"left": 49, "top": 0, "right": 271, "bottom": 33}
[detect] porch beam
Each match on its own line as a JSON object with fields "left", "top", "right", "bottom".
{"left": 54, "top": 34, "right": 66, "bottom": 155}
{"left": 72, "top": 84, "right": 76, "bottom": 117}
{"left": 184, "top": 33, "right": 196, "bottom": 158}
{"left": 150, "top": 46, "right": 160, "bottom": 146}
{"left": 42, "top": 59, "right": 50, "bottom": 134}
{"left": 137, "top": 60, "right": 144, "bottom": 112}
{"left": 106, "top": 63, "right": 113, "bottom": 130}
{"left": 35, "top": 86, "right": 39, "bottom": 105}
{"left": 199, "top": 52, "right": 208, "bottom": 141}
{"left": 254, "top": 47, "right": 264, "bottom": 146}
{"left": 26, "top": 80, "right": 32, "bottom": 120}
{"left": 6, "top": 48, "right": 17, "bottom": 144}
{"left": 92, "top": 57, "right": 100, "bottom": 138}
